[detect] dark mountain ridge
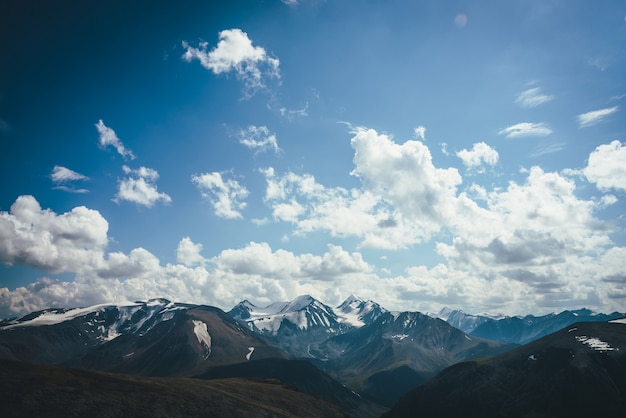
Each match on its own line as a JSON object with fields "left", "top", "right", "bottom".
{"left": 0, "top": 358, "right": 348, "bottom": 418}
{"left": 386, "top": 320, "right": 626, "bottom": 417}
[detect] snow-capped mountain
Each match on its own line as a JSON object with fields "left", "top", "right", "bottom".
{"left": 227, "top": 294, "right": 390, "bottom": 359}
{"left": 333, "top": 294, "right": 387, "bottom": 327}
{"left": 228, "top": 294, "right": 346, "bottom": 336}
{"left": 228, "top": 294, "right": 386, "bottom": 336}
{"left": 0, "top": 299, "right": 284, "bottom": 376}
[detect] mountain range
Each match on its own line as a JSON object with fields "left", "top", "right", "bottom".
{"left": 435, "top": 306, "right": 626, "bottom": 344}
{"left": 2, "top": 295, "right": 624, "bottom": 416}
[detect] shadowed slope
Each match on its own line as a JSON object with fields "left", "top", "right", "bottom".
{"left": 0, "top": 358, "right": 347, "bottom": 418}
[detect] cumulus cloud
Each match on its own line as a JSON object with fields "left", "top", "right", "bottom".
{"left": 115, "top": 166, "right": 172, "bottom": 207}
{"left": 456, "top": 142, "right": 498, "bottom": 170}
{"left": 176, "top": 237, "right": 206, "bottom": 267}
{"left": 577, "top": 106, "right": 619, "bottom": 128}
{"left": 0, "top": 200, "right": 376, "bottom": 317}
{"left": 192, "top": 172, "right": 249, "bottom": 219}
{"left": 583, "top": 140, "right": 626, "bottom": 191}
{"left": 260, "top": 128, "right": 463, "bottom": 249}
{"left": 182, "top": 28, "right": 280, "bottom": 98}
{"left": 236, "top": 125, "right": 280, "bottom": 154}
{"left": 96, "top": 120, "right": 135, "bottom": 160}
{"left": 498, "top": 122, "right": 552, "bottom": 138}
{"left": 0, "top": 195, "right": 108, "bottom": 273}
{"left": 515, "top": 87, "right": 554, "bottom": 108}
{"left": 261, "top": 167, "right": 404, "bottom": 249}
{"left": 253, "top": 127, "right": 623, "bottom": 314}
{"left": 2, "top": 128, "right": 625, "bottom": 317}
{"left": 350, "top": 127, "right": 462, "bottom": 233}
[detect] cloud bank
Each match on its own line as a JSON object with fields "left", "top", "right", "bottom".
{"left": 1, "top": 129, "right": 624, "bottom": 318}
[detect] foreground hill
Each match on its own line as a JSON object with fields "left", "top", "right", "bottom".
{"left": 0, "top": 358, "right": 347, "bottom": 418}
{"left": 197, "top": 358, "right": 385, "bottom": 417}
{"left": 386, "top": 320, "right": 626, "bottom": 417}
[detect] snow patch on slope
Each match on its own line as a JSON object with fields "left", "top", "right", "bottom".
{"left": 1, "top": 302, "right": 139, "bottom": 329}
{"left": 192, "top": 320, "right": 212, "bottom": 359}
{"left": 575, "top": 335, "right": 618, "bottom": 352}
{"left": 246, "top": 346, "right": 255, "bottom": 360}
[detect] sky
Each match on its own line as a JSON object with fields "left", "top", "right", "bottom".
{"left": 1, "top": 0, "right": 625, "bottom": 318}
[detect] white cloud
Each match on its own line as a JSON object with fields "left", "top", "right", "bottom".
{"left": 95, "top": 120, "right": 135, "bottom": 160}
{"left": 50, "top": 166, "right": 89, "bottom": 183}
{"left": 212, "top": 242, "right": 371, "bottom": 281}
{"left": 176, "top": 237, "right": 206, "bottom": 267}
{"left": 350, "top": 128, "right": 462, "bottom": 234}
{"left": 414, "top": 126, "right": 426, "bottom": 140}
{"left": 583, "top": 140, "right": 626, "bottom": 191}
{"left": 182, "top": 28, "right": 280, "bottom": 98}
{"left": 498, "top": 122, "right": 552, "bottom": 138}
{"left": 192, "top": 172, "right": 249, "bottom": 219}
{"left": 0, "top": 206, "right": 376, "bottom": 317}
{"left": 515, "top": 87, "right": 554, "bottom": 108}
{"left": 577, "top": 106, "right": 619, "bottom": 128}
{"left": 0, "top": 195, "right": 109, "bottom": 274}
{"left": 2, "top": 129, "right": 625, "bottom": 317}
{"left": 456, "top": 142, "right": 498, "bottom": 170}
{"left": 115, "top": 166, "right": 172, "bottom": 207}
{"left": 50, "top": 166, "right": 89, "bottom": 193}
{"left": 261, "top": 128, "right": 463, "bottom": 249}
{"left": 237, "top": 125, "right": 280, "bottom": 154}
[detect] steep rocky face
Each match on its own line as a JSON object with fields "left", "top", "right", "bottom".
{"left": 311, "top": 311, "right": 512, "bottom": 406}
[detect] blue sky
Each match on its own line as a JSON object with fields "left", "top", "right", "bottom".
{"left": 1, "top": 0, "right": 625, "bottom": 317}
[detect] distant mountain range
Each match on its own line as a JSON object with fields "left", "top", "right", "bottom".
{"left": 434, "top": 306, "right": 626, "bottom": 345}
{"left": 2, "top": 295, "right": 624, "bottom": 416}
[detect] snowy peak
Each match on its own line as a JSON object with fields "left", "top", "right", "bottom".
{"left": 281, "top": 294, "right": 316, "bottom": 312}
{"left": 334, "top": 295, "right": 387, "bottom": 327}
{"left": 0, "top": 299, "right": 188, "bottom": 341}
{"left": 227, "top": 295, "right": 343, "bottom": 336}
{"left": 337, "top": 294, "right": 364, "bottom": 311}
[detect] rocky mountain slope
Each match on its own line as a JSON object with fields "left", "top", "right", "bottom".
{"left": 386, "top": 320, "right": 626, "bottom": 417}
{"left": 0, "top": 299, "right": 284, "bottom": 376}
